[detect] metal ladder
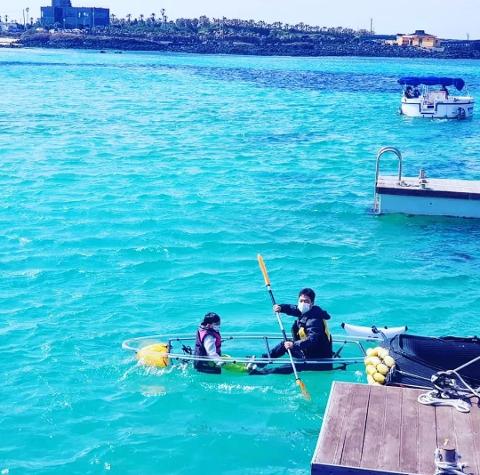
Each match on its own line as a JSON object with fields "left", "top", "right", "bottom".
{"left": 373, "top": 147, "right": 403, "bottom": 214}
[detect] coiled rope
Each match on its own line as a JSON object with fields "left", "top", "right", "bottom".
{"left": 417, "top": 391, "right": 471, "bottom": 414}
{"left": 418, "top": 356, "right": 480, "bottom": 414}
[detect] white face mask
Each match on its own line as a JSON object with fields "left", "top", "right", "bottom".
{"left": 298, "top": 302, "right": 311, "bottom": 314}
{"left": 212, "top": 324, "right": 221, "bottom": 332}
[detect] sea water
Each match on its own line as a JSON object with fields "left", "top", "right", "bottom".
{"left": 1, "top": 48, "right": 480, "bottom": 474}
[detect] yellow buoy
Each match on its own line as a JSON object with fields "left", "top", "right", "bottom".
{"left": 373, "top": 372, "right": 385, "bottom": 384}
{"left": 136, "top": 343, "right": 170, "bottom": 368}
{"left": 367, "top": 374, "right": 375, "bottom": 385}
{"left": 383, "top": 355, "right": 395, "bottom": 368}
{"left": 376, "top": 363, "right": 389, "bottom": 375}
{"left": 367, "top": 356, "right": 382, "bottom": 367}
{"left": 377, "top": 348, "right": 389, "bottom": 359}
{"left": 366, "top": 347, "right": 378, "bottom": 357}
{"left": 366, "top": 365, "right": 377, "bottom": 376}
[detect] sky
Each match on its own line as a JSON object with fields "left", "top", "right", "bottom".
{"left": 0, "top": 0, "right": 479, "bottom": 39}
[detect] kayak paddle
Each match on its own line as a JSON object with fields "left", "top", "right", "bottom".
{"left": 257, "top": 254, "right": 311, "bottom": 400}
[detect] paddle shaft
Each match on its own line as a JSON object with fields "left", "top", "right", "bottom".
{"left": 267, "top": 287, "right": 302, "bottom": 381}
{"left": 257, "top": 255, "right": 303, "bottom": 383}
{"left": 265, "top": 284, "right": 289, "bottom": 342}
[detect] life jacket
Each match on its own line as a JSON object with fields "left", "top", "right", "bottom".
{"left": 295, "top": 316, "right": 331, "bottom": 342}
{"left": 194, "top": 327, "right": 222, "bottom": 373}
{"left": 293, "top": 310, "right": 332, "bottom": 358}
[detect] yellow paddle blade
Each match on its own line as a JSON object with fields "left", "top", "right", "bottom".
{"left": 257, "top": 254, "right": 271, "bottom": 286}
{"left": 296, "top": 378, "right": 311, "bottom": 400}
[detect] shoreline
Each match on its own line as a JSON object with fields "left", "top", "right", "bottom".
{"left": 6, "top": 32, "right": 480, "bottom": 59}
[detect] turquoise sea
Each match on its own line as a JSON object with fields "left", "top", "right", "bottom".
{"left": 1, "top": 48, "right": 480, "bottom": 474}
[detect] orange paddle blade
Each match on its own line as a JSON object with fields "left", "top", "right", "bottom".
{"left": 296, "top": 379, "right": 311, "bottom": 400}
{"left": 257, "top": 254, "right": 270, "bottom": 286}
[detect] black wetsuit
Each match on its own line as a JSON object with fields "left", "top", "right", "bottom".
{"left": 251, "top": 304, "right": 333, "bottom": 374}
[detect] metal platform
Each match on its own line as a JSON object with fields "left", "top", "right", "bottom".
{"left": 373, "top": 147, "right": 480, "bottom": 218}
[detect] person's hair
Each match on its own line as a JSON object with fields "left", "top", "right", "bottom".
{"left": 202, "top": 312, "right": 221, "bottom": 325}
{"left": 298, "top": 288, "right": 315, "bottom": 303}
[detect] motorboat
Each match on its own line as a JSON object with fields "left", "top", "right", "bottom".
{"left": 363, "top": 332, "right": 480, "bottom": 413}
{"left": 383, "top": 333, "right": 480, "bottom": 391}
{"left": 398, "top": 76, "right": 474, "bottom": 119}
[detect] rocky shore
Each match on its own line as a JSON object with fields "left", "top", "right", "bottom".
{"left": 9, "top": 30, "right": 480, "bottom": 59}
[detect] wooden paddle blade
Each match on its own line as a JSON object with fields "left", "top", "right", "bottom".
{"left": 296, "top": 378, "right": 311, "bottom": 400}
{"left": 257, "top": 254, "right": 270, "bottom": 286}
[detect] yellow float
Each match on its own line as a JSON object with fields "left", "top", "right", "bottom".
{"left": 366, "top": 365, "right": 377, "bottom": 376}
{"left": 136, "top": 343, "right": 170, "bottom": 368}
{"left": 364, "top": 346, "right": 395, "bottom": 385}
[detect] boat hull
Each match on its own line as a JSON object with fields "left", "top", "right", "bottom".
{"left": 385, "top": 334, "right": 480, "bottom": 390}
{"left": 400, "top": 97, "right": 474, "bottom": 119}
{"left": 122, "top": 333, "right": 379, "bottom": 370}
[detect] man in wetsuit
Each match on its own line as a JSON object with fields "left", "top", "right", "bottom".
{"left": 248, "top": 288, "right": 333, "bottom": 374}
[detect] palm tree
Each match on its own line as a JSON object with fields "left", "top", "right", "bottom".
{"left": 150, "top": 13, "right": 156, "bottom": 23}
{"left": 139, "top": 14, "right": 144, "bottom": 23}
{"left": 126, "top": 13, "right": 131, "bottom": 24}
{"left": 160, "top": 8, "right": 167, "bottom": 23}
{"left": 110, "top": 13, "right": 116, "bottom": 23}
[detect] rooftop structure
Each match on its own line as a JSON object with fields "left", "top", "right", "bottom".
{"left": 396, "top": 29, "right": 440, "bottom": 48}
{"left": 41, "top": 0, "right": 109, "bottom": 28}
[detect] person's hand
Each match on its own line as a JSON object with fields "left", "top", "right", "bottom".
{"left": 273, "top": 304, "right": 281, "bottom": 313}
{"left": 284, "top": 341, "right": 294, "bottom": 350}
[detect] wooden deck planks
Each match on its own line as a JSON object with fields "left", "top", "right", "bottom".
{"left": 360, "top": 386, "right": 387, "bottom": 470}
{"left": 340, "top": 384, "right": 371, "bottom": 466}
{"left": 435, "top": 403, "right": 456, "bottom": 451}
{"left": 376, "top": 386, "right": 402, "bottom": 473}
{"left": 313, "top": 380, "right": 353, "bottom": 465}
{"left": 416, "top": 398, "right": 437, "bottom": 475}
{"left": 399, "top": 388, "right": 419, "bottom": 474}
{"left": 454, "top": 401, "right": 480, "bottom": 475}
{"left": 311, "top": 382, "right": 480, "bottom": 475}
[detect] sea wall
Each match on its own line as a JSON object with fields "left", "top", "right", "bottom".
{"left": 16, "top": 32, "right": 480, "bottom": 59}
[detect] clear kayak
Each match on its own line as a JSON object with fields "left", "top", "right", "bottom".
{"left": 122, "top": 332, "right": 382, "bottom": 371}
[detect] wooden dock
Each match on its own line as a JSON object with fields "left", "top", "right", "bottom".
{"left": 311, "top": 382, "right": 480, "bottom": 475}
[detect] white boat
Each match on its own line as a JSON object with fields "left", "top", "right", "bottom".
{"left": 399, "top": 76, "right": 474, "bottom": 119}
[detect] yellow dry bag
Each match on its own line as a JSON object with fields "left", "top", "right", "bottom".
{"left": 136, "top": 343, "right": 170, "bottom": 368}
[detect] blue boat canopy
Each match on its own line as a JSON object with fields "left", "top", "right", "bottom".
{"left": 398, "top": 76, "right": 465, "bottom": 90}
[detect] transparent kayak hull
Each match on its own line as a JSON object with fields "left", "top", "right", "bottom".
{"left": 122, "top": 333, "right": 381, "bottom": 368}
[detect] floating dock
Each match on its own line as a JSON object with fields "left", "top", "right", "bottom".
{"left": 373, "top": 147, "right": 480, "bottom": 218}
{"left": 311, "top": 382, "right": 480, "bottom": 475}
